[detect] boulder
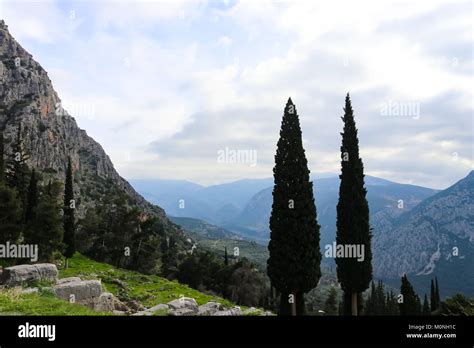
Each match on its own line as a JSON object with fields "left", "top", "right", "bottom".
{"left": 132, "top": 311, "right": 153, "bottom": 316}
{"left": 197, "top": 301, "right": 222, "bottom": 316}
{"left": 94, "top": 292, "right": 115, "bottom": 312}
{"left": 213, "top": 307, "right": 242, "bottom": 316}
{"left": 169, "top": 307, "right": 197, "bottom": 316}
{"left": 167, "top": 297, "right": 198, "bottom": 311}
{"left": 20, "top": 287, "right": 39, "bottom": 295}
{"left": 57, "top": 277, "right": 81, "bottom": 284}
{"left": 113, "top": 298, "right": 130, "bottom": 312}
{"left": 127, "top": 300, "right": 145, "bottom": 312}
{"left": 54, "top": 280, "right": 102, "bottom": 305}
{"left": 0, "top": 264, "right": 58, "bottom": 286}
{"left": 146, "top": 304, "right": 169, "bottom": 313}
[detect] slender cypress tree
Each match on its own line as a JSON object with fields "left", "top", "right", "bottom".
{"left": 335, "top": 93, "right": 372, "bottom": 315}
{"left": 399, "top": 274, "right": 420, "bottom": 315}
{"left": 435, "top": 277, "right": 440, "bottom": 308}
{"left": 224, "top": 247, "right": 229, "bottom": 266}
{"left": 267, "top": 98, "right": 321, "bottom": 316}
{"left": 63, "top": 157, "right": 76, "bottom": 268}
{"left": 0, "top": 130, "right": 5, "bottom": 183}
{"left": 6, "top": 123, "right": 30, "bottom": 214}
{"left": 24, "top": 169, "right": 38, "bottom": 223}
{"left": 430, "top": 279, "right": 436, "bottom": 311}
{"left": 422, "top": 294, "right": 431, "bottom": 315}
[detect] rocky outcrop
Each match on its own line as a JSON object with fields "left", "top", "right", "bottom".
{"left": 132, "top": 297, "right": 273, "bottom": 316}
{"left": 54, "top": 279, "right": 102, "bottom": 305}
{"left": 0, "top": 264, "right": 58, "bottom": 286}
{"left": 0, "top": 20, "right": 170, "bottom": 223}
{"left": 373, "top": 171, "right": 474, "bottom": 281}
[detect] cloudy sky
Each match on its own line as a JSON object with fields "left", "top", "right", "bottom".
{"left": 1, "top": 0, "right": 472, "bottom": 189}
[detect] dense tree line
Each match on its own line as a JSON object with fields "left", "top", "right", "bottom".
{"left": 176, "top": 251, "right": 268, "bottom": 307}
{"left": 0, "top": 125, "right": 74, "bottom": 265}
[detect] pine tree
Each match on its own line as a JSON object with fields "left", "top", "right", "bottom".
{"left": 422, "top": 294, "right": 431, "bottom": 315}
{"left": 0, "top": 181, "right": 22, "bottom": 246}
{"left": 34, "top": 181, "right": 64, "bottom": 262}
{"left": 435, "top": 277, "right": 441, "bottom": 309}
{"left": 6, "top": 123, "right": 30, "bottom": 214}
{"left": 323, "top": 287, "right": 338, "bottom": 315}
{"left": 365, "top": 281, "right": 377, "bottom": 315}
{"left": 430, "top": 279, "right": 436, "bottom": 311}
{"left": 224, "top": 246, "right": 229, "bottom": 266}
{"left": 267, "top": 98, "right": 321, "bottom": 316}
{"left": 0, "top": 130, "right": 5, "bottom": 183}
{"left": 335, "top": 94, "right": 372, "bottom": 315}
{"left": 386, "top": 290, "right": 399, "bottom": 315}
{"left": 63, "top": 157, "right": 76, "bottom": 268}
{"left": 24, "top": 169, "right": 38, "bottom": 223}
{"left": 399, "top": 274, "right": 421, "bottom": 315}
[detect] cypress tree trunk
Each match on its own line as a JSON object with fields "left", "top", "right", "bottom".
{"left": 351, "top": 292, "right": 358, "bottom": 315}
{"left": 267, "top": 98, "right": 321, "bottom": 316}
{"left": 335, "top": 94, "right": 372, "bottom": 316}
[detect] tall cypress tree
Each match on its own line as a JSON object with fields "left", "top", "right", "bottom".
{"left": 399, "top": 274, "right": 420, "bottom": 315}
{"left": 24, "top": 169, "right": 38, "bottom": 223}
{"left": 63, "top": 157, "right": 76, "bottom": 268}
{"left": 6, "top": 123, "right": 30, "bottom": 214}
{"left": 422, "top": 294, "right": 431, "bottom": 315}
{"left": 335, "top": 93, "right": 372, "bottom": 315}
{"left": 224, "top": 246, "right": 229, "bottom": 266}
{"left": 0, "top": 130, "right": 5, "bottom": 183}
{"left": 430, "top": 279, "right": 436, "bottom": 311}
{"left": 267, "top": 98, "right": 321, "bottom": 316}
{"left": 435, "top": 277, "right": 440, "bottom": 309}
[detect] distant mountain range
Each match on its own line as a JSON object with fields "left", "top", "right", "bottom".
{"left": 133, "top": 171, "right": 474, "bottom": 297}
{"left": 132, "top": 175, "right": 439, "bottom": 245}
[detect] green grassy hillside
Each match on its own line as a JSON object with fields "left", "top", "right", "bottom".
{"left": 0, "top": 253, "right": 240, "bottom": 315}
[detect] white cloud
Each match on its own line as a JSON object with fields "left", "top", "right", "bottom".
{"left": 1, "top": 0, "right": 472, "bottom": 188}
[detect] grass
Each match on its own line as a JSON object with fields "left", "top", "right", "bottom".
{"left": 59, "top": 253, "right": 237, "bottom": 309}
{"left": 0, "top": 288, "right": 106, "bottom": 316}
{"left": 0, "top": 253, "right": 245, "bottom": 316}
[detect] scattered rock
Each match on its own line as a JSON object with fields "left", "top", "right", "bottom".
{"left": 0, "top": 264, "right": 58, "bottom": 286}
{"left": 213, "top": 307, "right": 242, "bottom": 316}
{"left": 112, "top": 310, "right": 127, "bottom": 316}
{"left": 113, "top": 298, "right": 130, "bottom": 312}
{"left": 169, "top": 307, "right": 197, "bottom": 316}
{"left": 132, "top": 311, "right": 153, "bottom": 316}
{"left": 127, "top": 300, "right": 145, "bottom": 312}
{"left": 94, "top": 292, "right": 115, "bottom": 312}
{"left": 146, "top": 304, "right": 169, "bottom": 313}
{"left": 197, "top": 301, "right": 222, "bottom": 315}
{"left": 167, "top": 297, "right": 198, "bottom": 311}
{"left": 57, "top": 277, "right": 81, "bottom": 284}
{"left": 20, "top": 287, "right": 39, "bottom": 295}
{"left": 54, "top": 280, "right": 102, "bottom": 305}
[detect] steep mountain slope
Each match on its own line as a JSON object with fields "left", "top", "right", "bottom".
{"left": 0, "top": 20, "right": 167, "bottom": 223}
{"left": 373, "top": 171, "right": 474, "bottom": 296}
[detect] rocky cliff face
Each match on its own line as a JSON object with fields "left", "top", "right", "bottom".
{"left": 0, "top": 20, "right": 165, "bottom": 221}
{"left": 373, "top": 171, "right": 474, "bottom": 284}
